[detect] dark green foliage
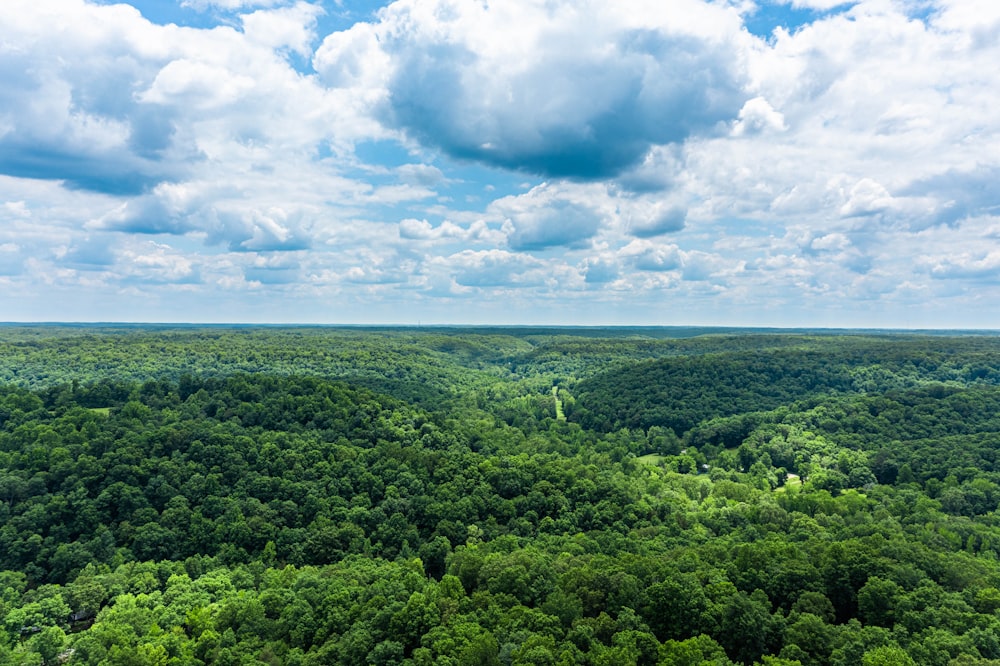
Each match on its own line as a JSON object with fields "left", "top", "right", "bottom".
{"left": 2, "top": 327, "right": 1000, "bottom": 664}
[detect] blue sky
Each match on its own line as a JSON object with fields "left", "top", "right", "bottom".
{"left": 2, "top": 0, "right": 999, "bottom": 327}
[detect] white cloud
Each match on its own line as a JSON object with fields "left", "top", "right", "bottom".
{"left": 837, "top": 178, "right": 894, "bottom": 217}
{"left": 784, "top": 0, "right": 855, "bottom": 9}
{"left": 398, "top": 219, "right": 499, "bottom": 244}
{"left": 3, "top": 201, "right": 30, "bottom": 219}
{"left": 487, "top": 183, "right": 613, "bottom": 251}
{"left": 397, "top": 164, "right": 447, "bottom": 187}
{"left": 120, "top": 242, "right": 200, "bottom": 283}
{"left": 621, "top": 239, "right": 683, "bottom": 272}
{"left": 140, "top": 60, "right": 257, "bottom": 109}
{"left": 445, "top": 249, "right": 547, "bottom": 288}
{"left": 582, "top": 256, "right": 620, "bottom": 284}
{"left": 731, "top": 96, "right": 787, "bottom": 136}
{"left": 2, "top": 0, "right": 1000, "bottom": 326}
{"left": 810, "top": 232, "right": 850, "bottom": 251}
{"left": 0, "top": 1, "right": 191, "bottom": 193}
{"left": 315, "top": 0, "right": 753, "bottom": 179}
{"left": 626, "top": 203, "right": 687, "bottom": 238}
{"left": 181, "top": 0, "right": 285, "bottom": 10}
{"left": 241, "top": 3, "right": 322, "bottom": 57}
{"left": 927, "top": 250, "right": 1000, "bottom": 281}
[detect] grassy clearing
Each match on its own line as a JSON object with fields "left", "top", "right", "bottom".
{"left": 774, "top": 473, "right": 802, "bottom": 493}
{"left": 636, "top": 453, "right": 667, "bottom": 465}
{"left": 88, "top": 407, "right": 111, "bottom": 416}
{"left": 552, "top": 386, "right": 566, "bottom": 421}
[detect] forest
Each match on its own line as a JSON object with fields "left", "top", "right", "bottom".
{"left": 3, "top": 325, "right": 1000, "bottom": 665}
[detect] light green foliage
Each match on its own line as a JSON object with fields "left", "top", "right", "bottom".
{"left": 862, "top": 645, "right": 917, "bottom": 665}
{"left": 2, "top": 328, "right": 1000, "bottom": 663}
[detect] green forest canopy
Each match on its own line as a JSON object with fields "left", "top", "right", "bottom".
{"left": 3, "top": 326, "right": 1000, "bottom": 665}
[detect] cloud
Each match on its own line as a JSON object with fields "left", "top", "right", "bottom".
{"left": 140, "top": 60, "right": 257, "bottom": 109}
{"left": 89, "top": 181, "right": 218, "bottom": 235}
{"left": 612, "top": 145, "right": 685, "bottom": 193}
{"left": 344, "top": 266, "right": 410, "bottom": 285}
{"left": 487, "top": 183, "right": 608, "bottom": 251}
{"left": 244, "top": 254, "right": 302, "bottom": 284}
{"left": 924, "top": 246, "right": 1000, "bottom": 282}
{"left": 398, "top": 218, "right": 499, "bottom": 244}
{"left": 621, "top": 240, "right": 683, "bottom": 272}
{"left": 181, "top": 0, "right": 285, "bottom": 10}
{"left": 899, "top": 165, "right": 1000, "bottom": 227}
{"left": 583, "top": 257, "right": 620, "bottom": 284}
{"left": 91, "top": 183, "right": 314, "bottom": 252}
{"left": 504, "top": 201, "right": 603, "bottom": 252}
{"left": 617, "top": 239, "right": 743, "bottom": 283}
{"left": 397, "top": 164, "right": 447, "bottom": 187}
{"left": 2, "top": 202, "right": 31, "bottom": 219}
{"left": 120, "top": 242, "right": 200, "bottom": 284}
{"left": 448, "top": 250, "right": 545, "bottom": 288}
{"left": 627, "top": 204, "right": 687, "bottom": 238}
{"left": 837, "top": 178, "right": 894, "bottom": 217}
{"left": 241, "top": 2, "right": 322, "bottom": 57}
{"left": 0, "top": 1, "right": 196, "bottom": 193}
{"left": 5, "top": 0, "right": 1000, "bottom": 327}
{"left": 315, "top": 0, "right": 752, "bottom": 179}
{"left": 212, "top": 208, "right": 313, "bottom": 252}
{"left": 0, "top": 0, "right": 372, "bottom": 198}
{"left": 680, "top": 250, "right": 743, "bottom": 282}
{"left": 731, "top": 96, "right": 787, "bottom": 135}
{"left": 810, "top": 232, "right": 851, "bottom": 252}
{"left": 783, "top": 0, "right": 855, "bottom": 9}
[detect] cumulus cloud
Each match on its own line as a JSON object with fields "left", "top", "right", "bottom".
{"left": 924, "top": 248, "right": 1000, "bottom": 282}
{"left": 89, "top": 180, "right": 241, "bottom": 237}
{"left": 344, "top": 265, "right": 411, "bottom": 285}
{"left": 731, "top": 96, "right": 787, "bottom": 136}
{"left": 503, "top": 201, "right": 603, "bottom": 252}
{"left": 221, "top": 208, "right": 313, "bottom": 252}
{"left": 0, "top": 0, "right": 377, "bottom": 200}
{"left": 627, "top": 204, "right": 687, "bottom": 238}
{"left": 448, "top": 250, "right": 546, "bottom": 288}
{"left": 315, "top": 0, "right": 752, "bottom": 179}
{"left": 4, "top": 0, "right": 1000, "bottom": 326}
{"left": 837, "top": 178, "right": 895, "bottom": 217}
{"left": 783, "top": 0, "right": 855, "bottom": 9}
{"left": 181, "top": 0, "right": 285, "bottom": 10}
{"left": 0, "top": 1, "right": 195, "bottom": 193}
{"left": 120, "top": 242, "right": 200, "bottom": 284}
{"left": 583, "top": 257, "right": 620, "bottom": 284}
{"left": 140, "top": 60, "right": 257, "bottom": 109}
{"left": 398, "top": 218, "right": 499, "bottom": 244}
{"left": 899, "top": 166, "right": 1000, "bottom": 227}
{"left": 810, "top": 232, "right": 851, "bottom": 252}
{"left": 240, "top": 2, "right": 322, "bottom": 57}
{"left": 489, "top": 184, "right": 609, "bottom": 251}
{"left": 621, "top": 240, "right": 683, "bottom": 272}
{"left": 2, "top": 202, "right": 31, "bottom": 219}
{"left": 617, "top": 239, "right": 743, "bottom": 284}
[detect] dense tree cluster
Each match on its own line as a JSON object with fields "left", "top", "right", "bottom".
{"left": 3, "top": 327, "right": 1000, "bottom": 664}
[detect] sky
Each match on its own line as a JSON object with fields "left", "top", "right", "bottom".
{"left": 1, "top": 0, "right": 999, "bottom": 327}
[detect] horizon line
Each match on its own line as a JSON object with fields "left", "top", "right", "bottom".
{"left": 1, "top": 321, "right": 999, "bottom": 334}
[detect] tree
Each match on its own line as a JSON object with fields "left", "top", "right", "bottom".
{"left": 861, "top": 645, "right": 916, "bottom": 666}
{"left": 716, "top": 591, "right": 773, "bottom": 664}
{"left": 857, "top": 577, "right": 902, "bottom": 628}
{"left": 31, "top": 626, "right": 66, "bottom": 666}
{"left": 642, "top": 575, "right": 707, "bottom": 641}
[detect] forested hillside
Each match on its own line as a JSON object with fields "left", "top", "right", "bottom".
{"left": 4, "top": 326, "right": 1000, "bottom": 665}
